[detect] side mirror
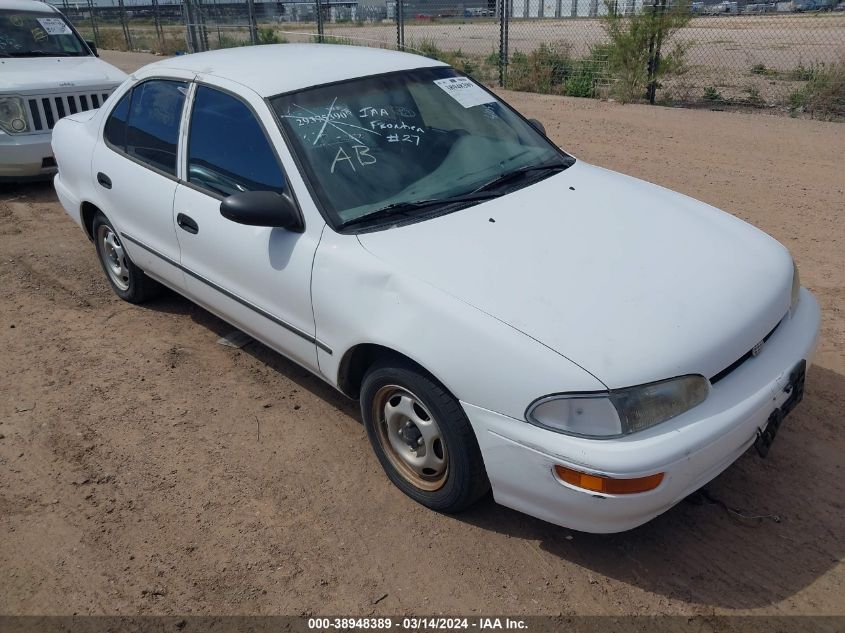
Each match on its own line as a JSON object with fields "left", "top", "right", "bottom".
{"left": 220, "top": 191, "right": 303, "bottom": 232}
{"left": 528, "top": 118, "right": 546, "bottom": 135}
{"left": 86, "top": 40, "right": 99, "bottom": 56}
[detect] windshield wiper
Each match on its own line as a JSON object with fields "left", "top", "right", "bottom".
{"left": 339, "top": 192, "right": 500, "bottom": 230}
{"left": 472, "top": 161, "right": 572, "bottom": 194}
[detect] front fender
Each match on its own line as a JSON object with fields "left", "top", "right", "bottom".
{"left": 312, "top": 230, "right": 605, "bottom": 420}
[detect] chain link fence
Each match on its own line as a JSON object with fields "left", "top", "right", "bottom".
{"left": 51, "top": 0, "right": 845, "bottom": 115}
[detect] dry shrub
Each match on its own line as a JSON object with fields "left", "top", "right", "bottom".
{"left": 789, "top": 56, "right": 845, "bottom": 119}
{"left": 506, "top": 43, "right": 605, "bottom": 98}
{"left": 600, "top": 0, "right": 691, "bottom": 103}
{"left": 96, "top": 27, "right": 130, "bottom": 51}
{"left": 94, "top": 26, "right": 186, "bottom": 55}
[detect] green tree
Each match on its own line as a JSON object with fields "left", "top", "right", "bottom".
{"left": 600, "top": 0, "right": 691, "bottom": 104}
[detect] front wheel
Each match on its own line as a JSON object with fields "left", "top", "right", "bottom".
{"left": 360, "top": 359, "right": 489, "bottom": 513}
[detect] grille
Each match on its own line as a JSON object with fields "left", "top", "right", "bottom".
{"left": 26, "top": 90, "right": 114, "bottom": 133}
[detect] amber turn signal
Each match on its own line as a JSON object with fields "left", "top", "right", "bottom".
{"left": 554, "top": 465, "right": 664, "bottom": 494}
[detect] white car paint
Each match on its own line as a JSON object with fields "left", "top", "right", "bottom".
{"left": 356, "top": 162, "right": 793, "bottom": 388}
{"left": 0, "top": 0, "right": 126, "bottom": 180}
{"left": 52, "top": 44, "right": 820, "bottom": 533}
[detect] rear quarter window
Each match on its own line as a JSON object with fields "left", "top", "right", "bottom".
{"left": 103, "top": 91, "right": 130, "bottom": 149}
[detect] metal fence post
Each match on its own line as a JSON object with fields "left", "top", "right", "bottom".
{"left": 397, "top": 0, "right": 405, "bottom": 50}
{"left": 316, "top": 0, "right": 324, "bottom": 43}
{"left": 196, "top": 0, "right": 209, "bottom": 52}
{"left": 117, "top": 0, "right": 133, "bottom": 51}
{"left": 184, "top": 0, "right": 198, "bottom": 53}
{"left": 645, "top": 0, "right": 665, "bottom": 105}
{"left": 86, "top": 0, "right": 99, "bottom": 47}
{"left": 498, "top": 0, "right": 509, "bottom": 87}
{"left": 247, "top": 0, "right": 258, "bottom": 45}
{"left": 183, "top": 0, "right": 191, "bottom": 53}
{"left": 152, "top": 0, "right": 163, "bottom": 48}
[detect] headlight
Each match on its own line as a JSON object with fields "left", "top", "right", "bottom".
{"left": 791, "top": 259, "right": 800, "bottom": 311}
{"left": 0, "top": 97, "right": 30, "bottom": 134}
{"left": 527, "top": 375, "right": 710, "bottom": 439}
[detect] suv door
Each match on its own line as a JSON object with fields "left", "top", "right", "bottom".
{"left": 91, "top": 77, "right": 189, "bottom": 290}
{"left": 173, "top": 83, "right": 324, "bottom": 371}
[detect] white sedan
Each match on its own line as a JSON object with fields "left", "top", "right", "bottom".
{"left": 52, "top": 44, "right": 820, "bottom": 533}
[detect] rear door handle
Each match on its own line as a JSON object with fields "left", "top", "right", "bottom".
{"left": 176, "top": 213, "right": 199, "bottom": 234}
{"left": 96, "top": 172, "right": 112, "bottom": 189}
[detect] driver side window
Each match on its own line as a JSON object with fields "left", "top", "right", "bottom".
{"left": 187, "top": 85, "right": 286, "bottom": 198}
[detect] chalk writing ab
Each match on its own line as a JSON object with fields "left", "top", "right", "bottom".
{"left": 331, "top": 145, "right": 377, "bottom": 174}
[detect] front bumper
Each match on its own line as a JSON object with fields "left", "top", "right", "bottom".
{"left": 462, "top": 287, "right": 821, "bottom": 533}
{"left": 0, "top": 131, "right": 55, "bottom": 181}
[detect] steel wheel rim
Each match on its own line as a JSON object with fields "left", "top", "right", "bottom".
{"left": 97, "top": 224, "right": 130, "bottom": 292}
{"left": 372, "top": 385, "right": 448, "bottom": 492}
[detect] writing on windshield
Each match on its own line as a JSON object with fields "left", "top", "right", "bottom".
{"left": 271, "top": 67, "right": 568, "bottom": 228}
{"left": 277, "top": 98, "right": 434, "bottom": 176}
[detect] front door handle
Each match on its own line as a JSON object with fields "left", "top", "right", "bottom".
{"left": 96, "top": 172, "right": 112, "bottom": 189}
{"left": 176, "top": 213, "right": 199, "bottom": 235}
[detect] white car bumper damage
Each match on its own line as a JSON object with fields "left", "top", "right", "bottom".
{"left": 463, "top": 287, "right": 820, "bottom": 533}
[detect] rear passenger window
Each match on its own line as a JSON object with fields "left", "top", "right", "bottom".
{"left": 187, "top": 86, "right": 285, "bottom": 197}
{"left": 126, "top": 80, "right": 186, "bottom": 176}
{"left": 104, "top": 79, "right": 186, "bottom": 176}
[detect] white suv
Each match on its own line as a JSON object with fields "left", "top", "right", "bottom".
{"left": 0, "top": 0, "right": 126, "bottom": 181}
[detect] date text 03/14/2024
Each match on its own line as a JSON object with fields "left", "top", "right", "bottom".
{"left": 307, "top": 617, "right": 528, "bottom": 630}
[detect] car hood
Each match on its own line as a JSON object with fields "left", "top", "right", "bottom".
{"left": 0, "top": 56, "right": 126, "bottom": 93}
{"left": 357, "top": 161, "right": 793, "bottom": 389}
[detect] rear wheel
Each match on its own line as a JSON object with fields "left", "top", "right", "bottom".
{"left": 92, "top": 212, "right": 161, "bottom": 304}
{"left": 361, "top": 358, "right": 489, "bottom": 512}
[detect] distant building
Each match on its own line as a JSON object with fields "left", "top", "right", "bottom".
{"left": 386, "top": 0, "right": 492, "bottom": 18}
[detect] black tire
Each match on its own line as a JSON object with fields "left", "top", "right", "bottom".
{"left": 92, "top": 212, "right": 161, "bottom": 304}
{"left": 361, "top": 357, "right": 490, "bottom": 513}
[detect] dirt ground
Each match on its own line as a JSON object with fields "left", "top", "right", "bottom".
{"left": 107, "top": 15, "right": 845, "bottom": 69}
{"left": 90, "top": 13, "right": 845, "bottom": 74}
{"left": 87, "top": 14, "right": 845, "bottom": 107}
{"left": 1, "top": 50, "right": 843, "bottom": 617}
{"left": 322, "top": 14, "right": 845, "bottom": 69}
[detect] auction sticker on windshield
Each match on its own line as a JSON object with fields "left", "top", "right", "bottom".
{"left": 433, "top": 77, "right": 496, "bottom": 108}
{"left": 36, "top": 17, "right": 71, "bottom": 35}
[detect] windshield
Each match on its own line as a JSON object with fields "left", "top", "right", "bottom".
{"left": 0, "top": 9, "right": 88, "bottom": 57}
{"left": 271, "top": 67, "right": 571, "bottom": 228}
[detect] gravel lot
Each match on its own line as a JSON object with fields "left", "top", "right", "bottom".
{"left": 1, "top": 50, "right": 843, "bottom": 617}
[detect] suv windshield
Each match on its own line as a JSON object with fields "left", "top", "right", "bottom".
{"left": 0, "top": 9, "right": 88, "bottom": 57}
{"left": 271, "top": 67, "right": 572, "bottom": 228}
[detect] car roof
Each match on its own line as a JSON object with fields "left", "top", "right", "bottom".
{"left": 2, "top": 0, "right": 57, "bottom": 11}
{"left": 143, "top": 44, "right": 448, "bottom": 97}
